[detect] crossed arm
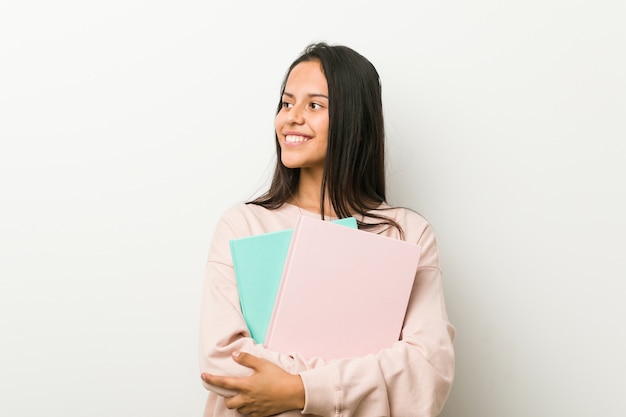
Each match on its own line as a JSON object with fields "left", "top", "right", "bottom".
{"left": 199, "top": 214, "right": 455, "bottom": 417}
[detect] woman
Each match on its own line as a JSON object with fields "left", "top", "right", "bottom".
{"left": 199, "top": 42, "right": 455, "bottom": 417}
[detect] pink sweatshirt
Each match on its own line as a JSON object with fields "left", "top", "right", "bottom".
{"left": 199, "top": 202, "right": 455, "bottom": 417}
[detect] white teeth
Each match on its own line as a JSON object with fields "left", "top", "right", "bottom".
{"left": 285, "top": 135, "right": 309, "bottom": 143}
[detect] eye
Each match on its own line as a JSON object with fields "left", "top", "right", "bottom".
{"left": 281, "top": 101, "right": 294, "bottom": 109}
{"left": 310, "top": 102, "right": 323, "bottom": 110}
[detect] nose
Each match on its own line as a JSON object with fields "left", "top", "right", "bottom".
{"left": 287, "top": 103, "right": 305, "bottom": 124}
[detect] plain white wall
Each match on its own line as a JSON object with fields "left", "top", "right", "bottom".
{"left": 1, "top": 1, "right": 624, "bottom": 416}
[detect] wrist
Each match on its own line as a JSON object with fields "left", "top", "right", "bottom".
{"left": 287, "top": 374, "right": 305, "bottom": 410}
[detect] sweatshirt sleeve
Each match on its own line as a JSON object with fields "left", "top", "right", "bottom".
{"left": 298, "top": 222, "right": 456, "bottom": 417}
{"left": 198, "top": 213, "right": 306, "bottom": 397}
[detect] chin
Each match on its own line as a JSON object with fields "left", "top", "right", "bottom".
{"left": 280, "top": 159, "right": 302, "bottom": 169}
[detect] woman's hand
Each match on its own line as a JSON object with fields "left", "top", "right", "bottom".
{"left": 201, "top": 351, "right": 305, "bottom": 417}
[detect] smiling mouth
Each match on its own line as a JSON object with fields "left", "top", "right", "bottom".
{"left": 285, "top": 134, "right": 311, "bottom": 144}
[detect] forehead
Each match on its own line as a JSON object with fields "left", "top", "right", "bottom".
{"left": 284, "top": 61, "right": 328, "bottom": 94}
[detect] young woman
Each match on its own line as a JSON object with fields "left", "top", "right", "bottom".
{"left": 199, "top": 42, "right": 455, "bottom": 417}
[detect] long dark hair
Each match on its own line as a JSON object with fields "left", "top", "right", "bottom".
{"left": 249, "top": 42, "right": 402, "bottom": 235}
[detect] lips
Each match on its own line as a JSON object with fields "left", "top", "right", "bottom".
{"left": 284, "top": 134, "right": 311, "bottom": 144}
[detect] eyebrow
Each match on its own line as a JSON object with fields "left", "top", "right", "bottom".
{"left": 283, "top": 92, "right": 329, "bottom": 100}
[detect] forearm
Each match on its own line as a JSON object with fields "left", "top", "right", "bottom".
{"left": 299, "top": 336, "right": 454, "bottom": 417}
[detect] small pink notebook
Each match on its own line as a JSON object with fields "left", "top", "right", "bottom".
{"left": 265, "top": 216, "right": 422, "bottom": 361}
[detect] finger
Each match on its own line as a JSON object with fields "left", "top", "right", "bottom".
{"left": 231, "top": 350, "right": 262, "bottom": 370}
{"left": 201, "top": 373, "right": 241, "bottom": 391}
{"left": 223, "top": 394, "right": 247, "bottom": 410}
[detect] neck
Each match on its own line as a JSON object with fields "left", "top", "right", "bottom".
{"left": 289, "top": 169, "right": 335, "bottom": 216}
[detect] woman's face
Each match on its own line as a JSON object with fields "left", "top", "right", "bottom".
{"left": 275, "top": 60, "right": 329, "bottom": 172}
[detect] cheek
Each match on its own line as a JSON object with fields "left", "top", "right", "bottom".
{"left": 315, "top": 116, "right": 329, "bottom": 137}
{"left": 274, "top": 113, "right": 285, "bottom": 133}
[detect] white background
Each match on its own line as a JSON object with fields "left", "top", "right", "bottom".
{"left": 1, "top": 1, "right": 624, "bottom": 416}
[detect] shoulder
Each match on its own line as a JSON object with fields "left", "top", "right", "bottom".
{"left": 372, "top": 204, "right": 433, "bottom": 241}
{"left": 384, "top": 206, "right": 429, "bottom": 228}
{"left": 377, "top": 204, "right": 442, "bottom": 268}
{"left": 218, "top": 202, "right": 267, "bottom": 226}
{"left": 215, "top": 202, "right": 302, "bottom": 238}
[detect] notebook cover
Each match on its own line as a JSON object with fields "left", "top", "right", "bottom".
{"left": 229, "top": 217, "right": 357, "bottom": 343}
{"left": 265, "top": 216, "right": 422, "bottom": 360}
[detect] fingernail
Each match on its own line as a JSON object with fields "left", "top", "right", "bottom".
{"left": 232, "top": 350, "right": 240, "bottom": 358}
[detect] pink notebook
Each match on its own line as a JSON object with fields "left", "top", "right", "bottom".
{"left": 265, "top": 216, "right": 422, "bottom": 361}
